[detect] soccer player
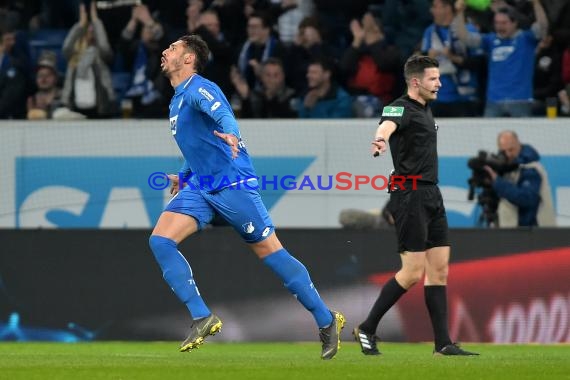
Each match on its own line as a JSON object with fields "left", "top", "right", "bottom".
{"left": 150, "top": 34, "right": 345, "bottom": 359}
{"left": 353, "top": 55, "right": 478, "bottom": 356}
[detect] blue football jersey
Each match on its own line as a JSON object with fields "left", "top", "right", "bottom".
{"left": 169, "top": 74, "right": 257, "bottom": 191}
{"left": 482, "top": 29, "right": 539, "bottom": 102}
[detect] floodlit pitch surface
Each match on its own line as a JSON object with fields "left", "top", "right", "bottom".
{"left": 0, "top": 342, "right": 569, "bottom": 380}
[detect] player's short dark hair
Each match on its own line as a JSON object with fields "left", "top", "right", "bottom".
{"left": 178, "top": 34, "right": 210, "bottom": 73}
{"left": 403, "top": 55, "right": 439, "bottom": 82}
{"left": 439, "top": 0, "right": 455, "bottom": 9}
{"left": 262, "top": 57, "right": 285, "bottom": 69}
{"left": 309, "top": 56, "right": 336, "bottom": 73}
{"left": 201, "top": 8, "right": 219, "bottom": 19}
{"left": 249, "top": 11, "right": 272, "bottom": 29}
{"left": 299, "top": 15, "right": 321, "bottom": 31}
{"left": 496, "top": 7, "right": 519, "bottom": 23}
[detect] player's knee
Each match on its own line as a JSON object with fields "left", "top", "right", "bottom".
{"left": 430, "top": 267, "right": 448, "bottom": 284}
{"left": 397, "top": 269, "right": 424, "bottom": 288}
{"left": 408, "top": 273, "right": 424, "bottom": 287}
{"left": 149, "top": 235, "right": 177, "bottom": 258}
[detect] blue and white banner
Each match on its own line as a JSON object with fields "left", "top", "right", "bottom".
{"left": 1, "top": 119, "right": 569, "bottom": 228}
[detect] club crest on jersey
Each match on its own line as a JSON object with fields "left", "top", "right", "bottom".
{"left": 169, "top": 115, "right": 178, "bottom": 135}
{"left": 198, "top": 87, "right": 214, "bottom": 102}
{"left": 382, "top": 106, "right": 404, "bottom": 117}
{"left": 242, "top": 222, "right": 255, "bottom": 234}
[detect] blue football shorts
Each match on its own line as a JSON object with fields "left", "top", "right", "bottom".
{"left": 164, "top": 184, "right": 275, "bottom": 243}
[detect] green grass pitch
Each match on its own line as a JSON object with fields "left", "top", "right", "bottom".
{"left": 0, "top": 342, "right": 569, "bottom": 380}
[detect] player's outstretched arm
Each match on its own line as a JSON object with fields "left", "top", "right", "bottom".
{"left": 214, "top": 130, "right": 239, "bottom": 159}
{"left": 372, "top": 120, "right": 397, "bottom": 157}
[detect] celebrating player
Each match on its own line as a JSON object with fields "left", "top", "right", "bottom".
{"left": 149, "top": 34, "right": 345, "bottom": 359}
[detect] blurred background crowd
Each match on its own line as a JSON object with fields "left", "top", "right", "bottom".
{"left": 0, "top": 0, "right": 569, "bottom": 120}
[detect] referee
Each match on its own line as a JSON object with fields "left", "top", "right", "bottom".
{"left": 353, "top": 55, "right": 479, "bottom": 356}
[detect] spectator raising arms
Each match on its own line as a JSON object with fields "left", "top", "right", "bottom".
{"left": 453, "top": 0, "right": 549, "bottom": 117}
{"left": 231, "top": 57, "right": 297, "bottom": 118}
{"left": 62, "top": 1, "right": 117, "bottom": 119}
{"left": 340, "top": 11, "right": 401, "bottom": 116}
{"left": 421, "top": 0, "right": 482, "bottom": 117}
{"left": 119, "top": 3, "right": 170, "bottom": 118}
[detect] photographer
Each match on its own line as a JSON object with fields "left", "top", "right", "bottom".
{"left": 483, "top": 130, "right": 556, "bottom": 227}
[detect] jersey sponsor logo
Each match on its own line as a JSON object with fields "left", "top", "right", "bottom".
{"left": 382, "top": 106, "right": 404, "bottom": 117}
{"left": 169, "top": 115, "right": 178, "bottom": 135}
{"left": 242, "top": 222, "right": 255, "bottom": 234}
{"left": 262, "top": 226, "right": 271, "bottom": 237}
{"left": 198, "top": 87, "right": 214, "bottom": 102}
{"left": 491, "top": 45, "right": 515, "bottom": 62}
{"left": 211, "top": 101, "right": 221, "bottom": 111}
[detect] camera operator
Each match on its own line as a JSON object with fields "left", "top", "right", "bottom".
{"left": 483, "top": 130, "right": 556, "bottom": 227}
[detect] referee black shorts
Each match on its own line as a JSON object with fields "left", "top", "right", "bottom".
{"left": 389, "top": 184, "right": 450, "bottom": 253}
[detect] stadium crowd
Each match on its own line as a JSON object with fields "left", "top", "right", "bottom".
{"left": 1, "top": 0, "right": 569, "bottom": 120}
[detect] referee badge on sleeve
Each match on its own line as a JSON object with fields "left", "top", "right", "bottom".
{"left": 382, "top": 106, "right": 404, "bottom": 117}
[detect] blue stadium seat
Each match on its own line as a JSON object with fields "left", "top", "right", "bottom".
{"left": 29, "top": 29, "right": 69, "bottom": 45}
{"left": 112, "top": 72, "right": 132, "bottom": 102}
{"left": 28, "top": 29, "right": 69, "bottom": 74}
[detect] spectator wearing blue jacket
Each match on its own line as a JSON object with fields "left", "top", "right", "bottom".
{"left": 297, "top": 57, "right": 353, "bottom": 118}
{"left": 484, "top": 130, "right": 556, "bottom": 227}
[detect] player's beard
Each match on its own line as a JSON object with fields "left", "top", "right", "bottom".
{"left": 161, "top": 62, "right": 170, "bottom": 78}
{"left": 161, "top": 57, "right": 181, "bottom": 78}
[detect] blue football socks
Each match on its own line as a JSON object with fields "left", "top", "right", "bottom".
{"left": 263, "top": 248, "right": 333, "bottom": 328}
{"left": 149, "top": 235, "right": 210, "bottom": 319}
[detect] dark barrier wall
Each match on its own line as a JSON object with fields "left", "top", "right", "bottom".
{"left": 0, "top": 228, "right": 569, "bottom": 343}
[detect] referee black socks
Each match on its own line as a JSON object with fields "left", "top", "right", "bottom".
{"left": 360, "top": 277, "right": 407, "bottom": 335}
{"left": 425, "top": 285, "right": 452, "bottom": 351}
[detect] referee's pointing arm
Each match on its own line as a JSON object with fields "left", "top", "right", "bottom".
{"left": 372, "top": 120, "right": 397, "bottom": 157}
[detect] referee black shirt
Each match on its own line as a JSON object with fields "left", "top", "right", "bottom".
{"left": 379, "top": 95, "right": 439, "bottom": 184}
